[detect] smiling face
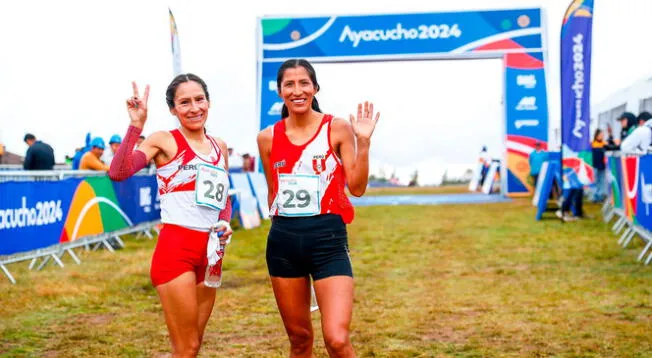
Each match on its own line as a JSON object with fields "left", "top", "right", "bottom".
{"left": 278, "top": 64, "right": 318, "bottom": 117}
{"left": 170, "top": 81, "right": 210, "bottom": 131}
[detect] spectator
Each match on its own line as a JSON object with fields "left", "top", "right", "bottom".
{"left": 618, "top": 112, "right": 637, "bottom": 141}
{"left": 637, "top": 111, "right": 652, "bottom": 127}
{"left": 528, "top": 141, "right": 547, "bottom": 188}
{"left": 71, "top": 133, "right": 92, "bottom": 170}
{"left": 478, "top": 146, "right": 491, "bottom": 186}
{"left": 242, "top": 153, "right": 254, "bottom": 172}
{"left": 228, "top": 147, "right": 243, "bottom": 170}
{"left": 79, "top": 137, "right": 109, "bottom": 171}
{"left": 591, "top": 129, "right": 607, "bottom": 202}
{"left": 23, "top": 133, "right": 55, "bottom": 170}
{"left": 620, "top": 116, "right": 652, "bottom": 155}
{"left": 605, "top": 124, "right": 619, "bottom": 150}
{"left": 102, "top": 134, "right": 122, "bottom": 165}
{"left": 556, "top": 168, "right": 584, "bottom": 222}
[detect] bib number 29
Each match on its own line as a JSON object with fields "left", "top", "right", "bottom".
{"left": 282, "top": 189, "right": 311, "bottom": 208}
{"left": 277, "top": 174, "right": 320, "bottom": 216}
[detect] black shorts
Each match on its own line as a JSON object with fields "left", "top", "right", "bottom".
{"left": 266, "top": 214, "right": 353, "bottom": 280}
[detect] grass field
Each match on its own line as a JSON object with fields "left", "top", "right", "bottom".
{"left": 356, "top": 184, "right": 469, "bottom": 196}
{"left": 1, "top": 192, "right": 651, "bottom": 357}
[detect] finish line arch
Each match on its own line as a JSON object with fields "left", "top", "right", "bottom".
{"left": 256, "top": 8, "right": 550, "bottom": 196}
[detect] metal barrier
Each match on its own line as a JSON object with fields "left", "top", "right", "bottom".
{"left": 603, "top": 151, "right": 652, "bottom": 265}
{"left": 0, "top": 220, "right": 159, "bottom": 284}
{"left": 0, "top": 164, "right": 71, "bottom": 171}
{"left": 0, "top": 168, "right": 160, "bottom": 283}
{"left": 0, "top": 168, "right": 155, "bottom": 182}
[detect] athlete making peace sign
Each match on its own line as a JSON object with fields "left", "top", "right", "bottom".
{"left": 109, "top": 74, "right": 232, "bottom": 357}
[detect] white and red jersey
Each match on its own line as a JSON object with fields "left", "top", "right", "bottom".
{"left": 270, "top": 114, "right": 354, "bottom": 224}
{"left": 156, "top": 129, "right": 225, "bottom": 230}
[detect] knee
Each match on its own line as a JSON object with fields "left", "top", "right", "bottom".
{"left": 288, "top": 327, "right": 313, "bottom": 352}
{"left": 324, "top": 330, "right": 351, "bottom": 353}
{"left": 175, "top": 338, "right": 201, "bottom": 358}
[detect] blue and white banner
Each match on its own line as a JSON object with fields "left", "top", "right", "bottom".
{"left": 261, "top": 9, "right": 543, "bottom": 61}
{"left": 258, "top": 8, "right": 548, "bottom": 197}
{"left": 504, "top": 52, "right": 549, "bottom": 194}
{"left": 560, "top": 0, "right": 594, "bottom": 186}
{"left": 0, "top": 179, "right": 81, "bottom": 255}
{"left": 112, "top": 176, "right": 161, "bottom": 225}
{"left": 635, "top": 155, "right": 652, "bottom": 231}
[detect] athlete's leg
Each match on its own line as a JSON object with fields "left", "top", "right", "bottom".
{"left": 270, "top": 276, "right": 314, "bottom": 358}
{"left": 156, "top": 271, "right": 201, "bottom": 358}
{"left": 195, "top": 282, "right": 216, "bottom": 346}
{"left": 314, "top": 276, "right": 355, "bottom": 358}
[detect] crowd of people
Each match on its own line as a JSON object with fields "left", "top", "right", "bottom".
{"left": 547, "top": 110, "right": 652, "bottom": 222}
{"left": 18, "top": 130, "right": 256, "bottom": 174}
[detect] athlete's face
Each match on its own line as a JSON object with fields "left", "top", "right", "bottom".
{"left": 279, "top": 66, "right": 317, "bottom": 116}
{"left": 170, "top": 81, "right": 210, "bottom": 131}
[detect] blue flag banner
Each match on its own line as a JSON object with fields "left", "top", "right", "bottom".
{"left": 560, "top": 0, "right": 594, "bottom": 187}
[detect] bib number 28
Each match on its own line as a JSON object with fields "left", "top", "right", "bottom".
{"left": 196, "top": 164, "right": 229, "bottom": 210}
{"left": 203, "top": 181, "right": 226, "bottom": 203}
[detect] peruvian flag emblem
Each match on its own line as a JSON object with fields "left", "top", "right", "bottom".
{"left": 312, "top": 157, "right": 326, "bottom": 174}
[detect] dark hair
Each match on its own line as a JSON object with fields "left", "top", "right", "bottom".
{"left": 593, "top": 128, "right": 603, "bottom": 142}
{"left": 638, "top": 111, "right": 652, "bottom": 122}
{"left": 24, "top": 133, "right": 35, "bottom": 142}
{"left": 165, "top": 73, "right": 210, "bottom": 109}
{"left": 619, "top": 111, "right": 637, "bottom": 129}
{"left": 276, "top": 59, "right": 322, "bottom": 118}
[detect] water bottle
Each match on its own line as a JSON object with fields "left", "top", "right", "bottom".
{"left": 204, "top": 232, "right": 225, "bottom": 288}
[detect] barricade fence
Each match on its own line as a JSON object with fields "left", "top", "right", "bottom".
{"left": 602, "top": 151, "right": 652, "bottom": 265}
{"left": 0, "top": 169, "right": 270, "bottom": 283}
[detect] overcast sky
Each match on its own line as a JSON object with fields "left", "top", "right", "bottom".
{"left": 1, "top": 0, "right": 651, "bottom": 184}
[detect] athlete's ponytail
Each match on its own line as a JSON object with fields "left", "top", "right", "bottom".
{"left": 277, "top": 59, "right": 321, "bottom": 119}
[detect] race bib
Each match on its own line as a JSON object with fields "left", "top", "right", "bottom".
{"left": 195, "top": 164, "right": 229, "bottom": 210}
{"left": 277, "top": 174, "right": 320, "bottom": 216}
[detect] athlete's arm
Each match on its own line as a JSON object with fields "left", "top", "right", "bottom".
{"left": 110, "top": 82, "right": 176, "bottom": 181}
{"left": 257, "top": 127, "right": 275, "bottom": 208}
{"left": 331, "top": 102, "right": 380, "bottom": 197}
{"left": 109, "top": 130, "right": 170, "bottom": 181}
{"left": 211, "top": 136, "right": 233, "bottom": 241}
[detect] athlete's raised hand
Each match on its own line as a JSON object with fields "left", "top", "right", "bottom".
{"left": 350, "top": 101, "right": 380, "bottom": 140}
{"left": 126, "top": 81, "right": 150, "bottom": 129}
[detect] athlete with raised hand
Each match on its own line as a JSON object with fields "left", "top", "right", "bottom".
{"left": 109, "top": 74, "right": 232, "bottom": 357}
{"left": 257, "top": 59, "right": 380, "bottom": 358}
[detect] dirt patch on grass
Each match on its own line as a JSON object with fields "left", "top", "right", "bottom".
{"left": 71, "top": 313, "right": 115, "bottom": 326}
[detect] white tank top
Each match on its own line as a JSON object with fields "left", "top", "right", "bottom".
{"left": 156, "top": 129, "right": 225, "bottom": 231}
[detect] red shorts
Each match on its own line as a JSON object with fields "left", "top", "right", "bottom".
{"left": 150, "top": 224, "right": 209, "bottom": 287}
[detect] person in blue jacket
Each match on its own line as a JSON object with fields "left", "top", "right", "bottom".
{"left": 528, "top": 142, "right": 547, "bottom": 188}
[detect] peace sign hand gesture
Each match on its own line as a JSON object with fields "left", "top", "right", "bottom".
{"left": 126, "top": 82, "right": 150, "bottom": 129}
{"left": 350, "top": 101, "right": 380, "bottom": 141}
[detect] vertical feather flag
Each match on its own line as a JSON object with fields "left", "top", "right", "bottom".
{"left": 169, "top": 8, "right": 182, "bottom": 76}
{"left": 560, "top": 0, "right": 595, "bottom": 188}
